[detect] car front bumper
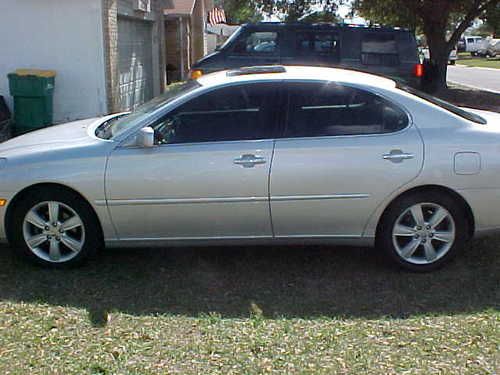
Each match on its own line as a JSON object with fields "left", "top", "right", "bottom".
{"left": 0, "top": 191, "right": 15, "bottom": 244}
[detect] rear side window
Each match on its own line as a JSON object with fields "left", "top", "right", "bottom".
{"left": 153, "top": 83, "right": 279, "bottom": 144}
{"left": 296, "top": 32, "right": 339, "bottom": 57}
{"left": 231, "top": 32, "right": 279, "bottom": 54}
{"left": 285, "top": 82, "right": 409, "bottom": 138}
{"left": 361, "top": 33, "right": 399, "bottom": 66}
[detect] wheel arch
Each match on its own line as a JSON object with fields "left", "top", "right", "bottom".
{"left": 375, "top": 184, "right": 475, "bottom": 241}
{"left": 5, "top": 183, "right": 104, "bottom": 244}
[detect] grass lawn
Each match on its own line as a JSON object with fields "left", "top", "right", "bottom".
{"left": 0, "top": 238, "right": 498, "bottom": 374}
{"left": 457, "top": 57, "right": 500, "bottom": 69}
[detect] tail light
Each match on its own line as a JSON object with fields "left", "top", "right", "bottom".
{"left": 413, "top": 63, "right": 424, "bottom": 78}
{"left": 190, "top": 69, "right": 203, "bottom": 80}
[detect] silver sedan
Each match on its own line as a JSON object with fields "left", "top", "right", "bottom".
{"left": 0, "top": 66, "right": 499, "bottom": 272}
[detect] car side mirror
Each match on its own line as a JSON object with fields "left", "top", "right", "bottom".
{"left": 138, "top": 126, "right": 155, "bottom": 148}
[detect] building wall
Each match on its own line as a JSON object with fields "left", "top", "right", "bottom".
{"left": 0, "top": 0, "right": 107, "bottom": 123}
{"left": 103, "top": 0, "right": 166, "bottom": 112}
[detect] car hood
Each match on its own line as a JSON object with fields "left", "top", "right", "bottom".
{"left": 0, "top": 115, "right": 116, "bottom": 157}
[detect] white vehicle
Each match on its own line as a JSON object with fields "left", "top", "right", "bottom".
{"left": 478, "top": 38, "right": 500, "bottom": 58}
{"left": 419, "top": 47, "right": 457, "bottom": 65}
{"left": 460, "top": 36, "right": 484, "bottom": 56}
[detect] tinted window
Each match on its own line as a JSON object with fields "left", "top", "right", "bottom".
{"left": 361, "top": 33, "right": 399, "bottom": 66}
{"left": 153, "top": 84, "right": 279, "bottom": 144}
{"left": 96, "top": 81, "right": 201, "bottom": 140}
{"left": 231, "top": 32, "right": 278, "bottom": 54}
{"left": 285, "top": 82, "right": 409, "bottom": 138}
{"left": 296, "top": 32, "right": 339, "bottom": 57}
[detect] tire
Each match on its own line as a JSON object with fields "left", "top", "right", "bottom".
{"left": 377, "top": 191, "right": 468, "bottom": 272}
{"left": 9, "top": 188, "right": 101, "bottom": 267}
{"left": 449, "top": 60, "right": 456, "bottom": 65}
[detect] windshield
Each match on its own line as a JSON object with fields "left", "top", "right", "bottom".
{"left": 96, "top": 80, "right": 201, "bottom": 139}
{"left": 397, "top": 84, "right": 487, "bottom": 125}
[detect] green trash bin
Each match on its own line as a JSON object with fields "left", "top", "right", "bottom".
{"left": 8, "top": 69, "right": 56, "bottom": 134}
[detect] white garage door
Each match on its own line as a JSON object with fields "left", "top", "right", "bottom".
{"left": 118, "top": 17, "right": 154, "bottom": 111}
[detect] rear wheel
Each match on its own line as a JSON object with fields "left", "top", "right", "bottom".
{"left": 10, "top": 189, "right": 101, "bottom": 267}
{"left": 377, "top": 192, "right": 468, "bottom": 272}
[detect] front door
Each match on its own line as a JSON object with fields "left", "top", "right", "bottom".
{"left": 270, "top": 82, "right": 424, "bottom": 238}
{"left": 106, "top": 83, "right": 280, "bottom": 240}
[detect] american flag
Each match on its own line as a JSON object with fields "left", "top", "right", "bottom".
{"left": 208, "top": 7, "right": 226, "bottom": 26}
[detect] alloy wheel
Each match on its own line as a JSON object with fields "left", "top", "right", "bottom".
{"left": 392, "top": 202, "right": 456, "bottom": 265}
{"left": 22, "top": 201, "right": 86, "bottom": 263}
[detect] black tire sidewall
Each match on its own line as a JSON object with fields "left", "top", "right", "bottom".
{"left": 9, "top": 188, "right": 101, "bottom": 267}
{"left": 377, "top": 192, "right": 468, "bottom": 272}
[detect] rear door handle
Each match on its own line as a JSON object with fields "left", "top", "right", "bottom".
{"left": 234, "top": 154, "right": 266, "bottom": 168}
{"left": 383, "top": 150, "right": 415, "bottom": 163}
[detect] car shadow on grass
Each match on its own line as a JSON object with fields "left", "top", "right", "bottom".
{"left": 0, "top": 237, "right": 498, "bottom": 324}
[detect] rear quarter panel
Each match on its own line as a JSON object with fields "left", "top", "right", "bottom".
{"left": 363, "top": 88, "right": 500, "bottom": 237}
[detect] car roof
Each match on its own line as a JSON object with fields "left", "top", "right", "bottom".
{"left": 197, "top": 66, "right": 397, "bottom": 90}
{"left": 241, "top": 22, "right": 411, "bottom": 33}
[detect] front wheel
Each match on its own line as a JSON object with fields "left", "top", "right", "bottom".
{"left": 9, "top": 189, "right": 101, "bottom": 267}
{"left": 377, "top": 192, "right": 468, "bottom": 272}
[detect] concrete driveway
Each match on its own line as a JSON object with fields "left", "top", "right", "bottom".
{"left": 447, "top": 65, "right": 500, "bottom": 94}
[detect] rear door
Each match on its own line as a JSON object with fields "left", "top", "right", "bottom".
{"left": 270, "top": 81, "right": 424, "bottom": 238}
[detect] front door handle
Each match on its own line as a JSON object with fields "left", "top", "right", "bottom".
{"left": 234, "top": 154, "right": 266, "bottom": 168}
{"left": 383, "top": 150, "right": 415, "bottom": 163}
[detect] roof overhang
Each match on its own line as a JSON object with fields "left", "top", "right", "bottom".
{"left": 163, "top": 0, "right": 196, "bottom": 17}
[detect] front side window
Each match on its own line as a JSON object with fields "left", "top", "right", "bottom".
{"left": 285, "top": 82, "right": 409, "bottom": 138}
{"left": 152, "top": 83, "right": 279, "bottom": 144}
{"left": 231, "top": 32, "right": 279, "bottom": 54}
{"left": 96, "top": 81, "right": 201, "bottom": 140}
{"left": 361, "top": 33, "right": 399, "bottom": 66}
{"left": 296, "top": 32, "right": 339, "bottom": 57}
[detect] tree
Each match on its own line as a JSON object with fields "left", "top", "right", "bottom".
{"left": 481, "top": 1, "right": 500, "bottom": 36}
{"left": 260, "top": 0, "right": 338, "bottom": 22}
{"left": 214, "top": 0, "right": 264, "bottom": 24}
{"left": 353, "top": 0, "right": 499, "bottom": 92}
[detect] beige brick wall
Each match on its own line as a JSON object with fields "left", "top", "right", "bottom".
{"left": 102, "top": 0, "right": 166, "bottom": 112}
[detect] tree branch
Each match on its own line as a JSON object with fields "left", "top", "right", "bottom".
{"left": 447, "top": 0, "right": 497, "bottom": 48}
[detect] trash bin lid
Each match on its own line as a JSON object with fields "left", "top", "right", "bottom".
{"left": 15, "top": 69, "right": 56, "bottom": 78}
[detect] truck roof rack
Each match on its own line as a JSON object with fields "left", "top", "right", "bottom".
{"left": 226, "top": 66, "right": 287, "bottom": 77}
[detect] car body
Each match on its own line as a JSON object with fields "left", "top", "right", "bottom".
{"left": 477, "top": 38, "right": 500, "bottom": 58}
{"left": 460, "top": 36, "right": 484, "bottom": 55}
{"left": 419, "top": 47, "right": 457, "bottom": 65}
{"left": 1, "top": 66, "right": 499, "bottom": 271}
{"left": 192, "top": 23, "right": 422, "bottom": 87}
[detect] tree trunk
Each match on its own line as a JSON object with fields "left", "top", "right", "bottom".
{"left": 423, "top": 20, "right": 452, "bottom": 93}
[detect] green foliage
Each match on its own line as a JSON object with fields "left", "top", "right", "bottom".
{"left": 261, "top": 0, "right": 338, "bottom": 22}
{"left": 217, "top": 0, "right": 340, "bottom": 24}
{"left": 216, "top": 0, "right": 263, "bottom": 24}
{"left": 352, "top": 0, "right": 418, "bottom": 30}
{"left": 481, "top": 1, "right": 500, "bottom": 37}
